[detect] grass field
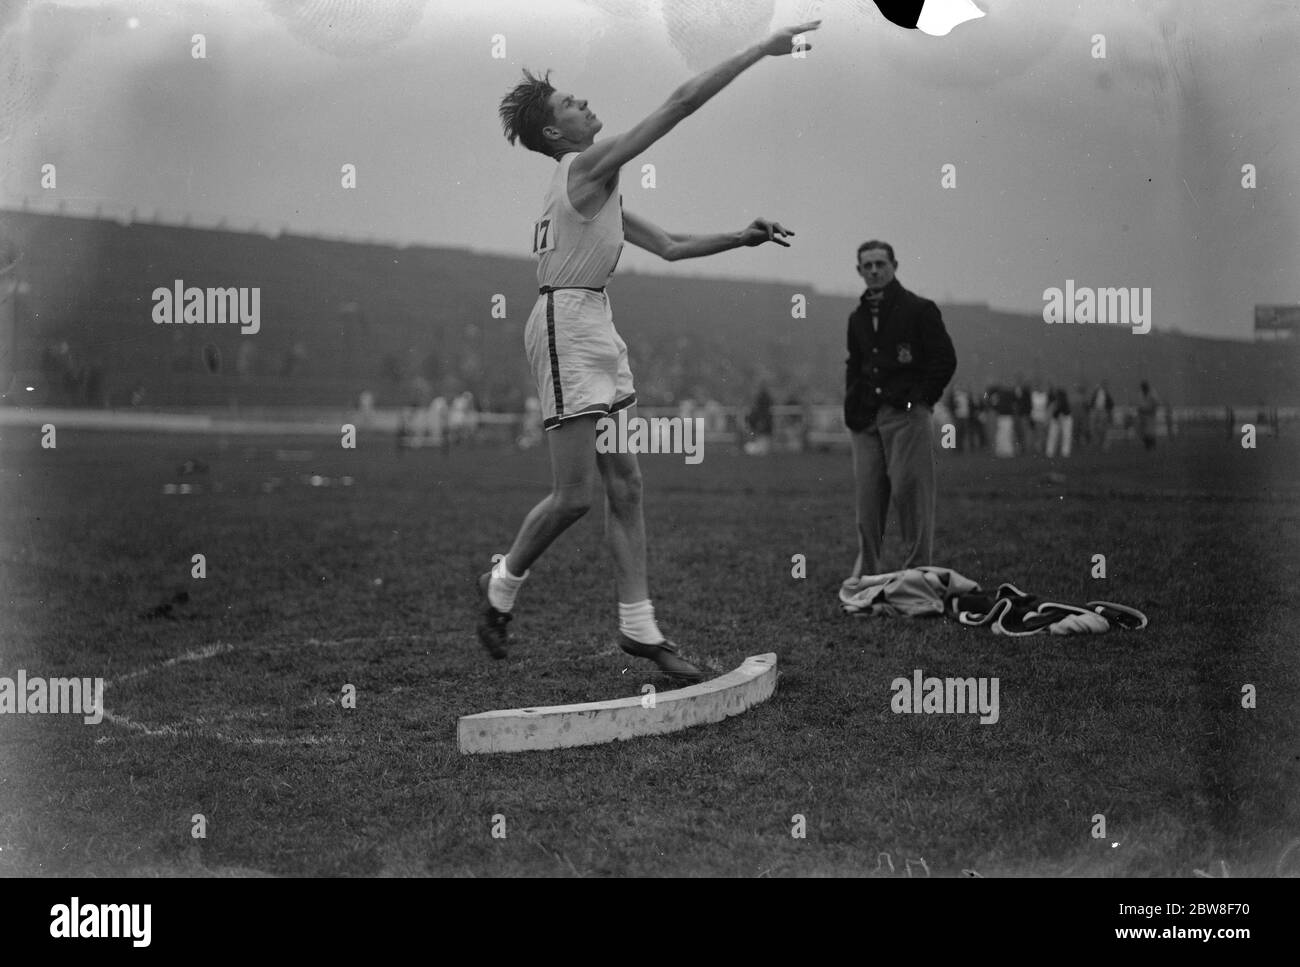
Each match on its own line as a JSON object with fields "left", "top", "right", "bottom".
{"left": 2, "top": 424, "right": 1298, "bottom": 877}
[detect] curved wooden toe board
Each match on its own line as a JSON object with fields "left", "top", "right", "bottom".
{"left": 457, "top": 653, "right": 778, "bottom": 754}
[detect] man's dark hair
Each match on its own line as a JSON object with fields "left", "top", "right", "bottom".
{"left": 499, "top": 68, "right": 558, "bottom": 157}
{"left": 857, "top": 239, "right": 897, "bottom": 265}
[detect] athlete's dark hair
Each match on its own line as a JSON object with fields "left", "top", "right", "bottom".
{"left": 499, "top": 68, "right": 558, "bottom": 157}
{"left": 857, "top": 239, "right": 897, "bottom": 265}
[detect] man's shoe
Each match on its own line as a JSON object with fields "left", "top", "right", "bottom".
{"left": 476, "top": 572, "right": 511, "bottom": 659}
{"left": 617, "top": 634, "right": 704, "bottom": 684}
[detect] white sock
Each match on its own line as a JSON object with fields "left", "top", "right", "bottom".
{"left": 488, "top": 556, "right": 527, "bottom": 612}
{"left": 619, "top": 599, "right": 664, "bottom": 645}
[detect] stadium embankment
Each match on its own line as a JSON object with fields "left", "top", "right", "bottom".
{"left": 3, "top": 207, "right": 1296, "bottom": 411}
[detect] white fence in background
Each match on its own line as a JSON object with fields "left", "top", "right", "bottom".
{"left": 0, "top": 403, "right": 1292, "bottom": 447}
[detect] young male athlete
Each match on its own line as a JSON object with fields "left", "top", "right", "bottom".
{"left": 484, "top": 19, "right": 821, "bottom": 682}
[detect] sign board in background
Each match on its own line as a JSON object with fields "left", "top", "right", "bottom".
{"left": 1254, "top": 304, "right": 1300, "bottom": 338}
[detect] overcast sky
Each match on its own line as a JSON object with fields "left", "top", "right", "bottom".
{"left": 1, "top": 0, "right": 1297, "bottom": 339}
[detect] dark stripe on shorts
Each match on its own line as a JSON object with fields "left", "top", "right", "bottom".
{"left": 545, "top": 291, "right": 564, "bottom": 421}
{"left": 543, "top": 403, "right": 613, "bottom": 431}
{"left": 609, "top": 394, "right": 637, "bottom": 415}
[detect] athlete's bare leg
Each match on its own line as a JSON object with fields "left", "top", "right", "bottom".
{"left": 595, "top": 406, "right": 648, "bottom": 604}
{"left": 503, "top": 414, "right": 599, "bottom": 575}
{"left": 591, "top": 406, "right": 700, "bottom": 679}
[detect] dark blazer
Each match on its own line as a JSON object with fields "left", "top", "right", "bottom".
{"left": 845, "top": 279, "right": 957, "bottom": 431}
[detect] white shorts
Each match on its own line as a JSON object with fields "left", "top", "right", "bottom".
{"left": 524, "top": 288, "right": 636, "bottom": 430}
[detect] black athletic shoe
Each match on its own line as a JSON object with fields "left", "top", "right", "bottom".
{"left": 476, "top": 572, "right": 511, "bottom": 659}
{"left": 618, "top": 634, "right": 704, "bottom": 684}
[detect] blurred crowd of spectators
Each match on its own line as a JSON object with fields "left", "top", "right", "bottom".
{"left": 937, "top": 378, "right": 1173, "bottom": 457}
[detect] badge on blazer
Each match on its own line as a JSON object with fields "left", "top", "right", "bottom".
{"left": 897, "top": 343, "right": 913, "bottom": 364}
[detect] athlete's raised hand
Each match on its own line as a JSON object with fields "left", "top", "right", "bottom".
{"left": 760, "top": 20, "right": 821, "bottom": 58}
{"left": 741, "top": 218, "right": 795, "bottom": 248}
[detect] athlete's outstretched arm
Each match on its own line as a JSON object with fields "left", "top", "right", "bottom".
{"left": 573, "top": 20, "right": 821, "bottom": 187}
{"left": 624, "top": 209, "right": 795, "bottom": 261}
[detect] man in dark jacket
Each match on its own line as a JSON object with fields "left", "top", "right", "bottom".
{"left": 845, "top": 240, "right": 957, "bottom": 579}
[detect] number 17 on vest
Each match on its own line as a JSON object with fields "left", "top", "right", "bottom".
{"left": 533, "top": 217, "right": 555, "bottom": 255}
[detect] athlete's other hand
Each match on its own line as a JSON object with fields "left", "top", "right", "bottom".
{"left": 741, "top": 218, "right": 794, "bottom": 248}
{"left": 761, "top": 20, "right": 820, "bottom": 57}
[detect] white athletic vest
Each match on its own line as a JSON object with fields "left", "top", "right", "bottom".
{"left": 533, "top": 152, "right": 624, "bottom": 288}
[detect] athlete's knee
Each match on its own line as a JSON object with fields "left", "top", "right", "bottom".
{"left": 551, "top": 488, "right": 593, "bottom": 523}
{"left": 604, "top": 468, "right": 643, "bottom": 511}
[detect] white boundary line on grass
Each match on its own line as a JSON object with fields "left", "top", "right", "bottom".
{"left": 101, "top": 640, "right": 348, "bottom": 746}
{"left": 99, "top": 636, "right": 656, "bottom": 747}
{"left": 108, "top": 643, "right": 236, "bottom": 686}
{"left": 101, "top": 644, "right": 236, "bottom": 739}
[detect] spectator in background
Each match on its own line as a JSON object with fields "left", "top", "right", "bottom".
{"left": 703, "top": 398, "right": 724, "bottom": 435}
{"left": 1137, "top": 381, "right": 1161, "bottom": 450}
{"left": 1090, "top": 381, "right": 1114, "bottom": 451}
{"left": 783, "top": 391, "right": 808, "bottom": 452}
{"left": 397, "top": 404, "right": 418, "bottom": 451}
{"left": 982, "top": 385, "right": 999, "bottom": 454}
{"left": 950, "top": 386, "right": 971, "bottom": 452}
{"left": 931, "top": 392, "right": 955, "bottom": 449}
{"left": 1255, "top": 401, "right": 1276, "bottom": 438}
{"left": 1029, "top": 382, "right": 1049, "bottom": 455}
{"left": 983, "top": 385, "right": 998, "bottom": 451}
{"left": 517, "top": 396, "right": 543, "bottom": 449}
{"left": 745, "top": 384, "right": 774, "bottom": 455}
{"left": 1073, "top": 384, "right": 1092, "bottom": 448}
{"left": 429, "top": 394, "right": 448, "bottom": 451}
{"left": 1045, "top": 383, "right": 1073, "bottom": 458}
{"left": 991, "top": 382, "right": 1017, "bottom": 458}
{"left": 1012, "top": 375, "right": 1031, "bottom": 455}
{"left": 450, "top": 391, "right": 479, "bottom": 446}
{"left": 967, "top": 385, "right": 987, "bottom": 452}
{"left": 448, "top": 393, "right": 465, "bottom": 446}
{"left": 843, "top": 239, "right": 957, "bottom": 577}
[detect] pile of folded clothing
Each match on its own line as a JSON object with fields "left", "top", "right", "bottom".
{"left": 839, "top": 567, "right": 1148, "bottom": 636}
